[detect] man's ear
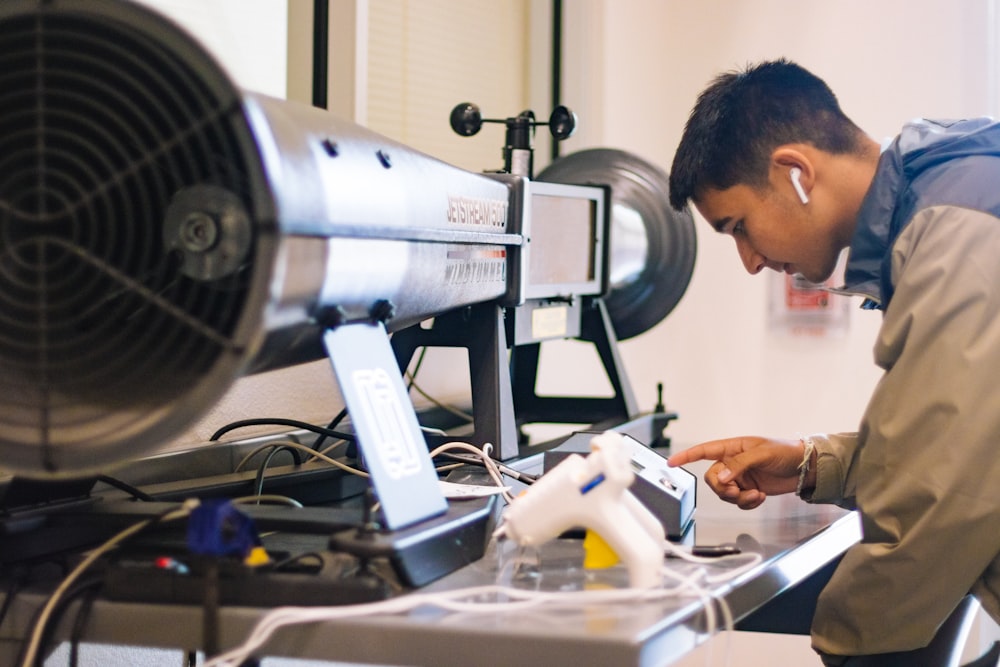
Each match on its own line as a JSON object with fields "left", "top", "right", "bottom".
{"left": 771, "top": 147, "right": 814, "bottom": 203}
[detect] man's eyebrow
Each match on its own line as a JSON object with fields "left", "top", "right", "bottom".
{"left": 710, "top": 216, "right": 732, "bottom": 233}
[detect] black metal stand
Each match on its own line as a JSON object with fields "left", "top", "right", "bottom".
{"left": 390, "top": 303, "right": 519, "bottom": 460}
{"left": 391, "top": 297, "right": 674, "bottom": 461}
{"left": 510, "top": 298, "right": 637, "bottom": 427}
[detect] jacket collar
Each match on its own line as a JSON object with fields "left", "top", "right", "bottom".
{"left": 836, "top": 137, "right": 905, "bottom": 309}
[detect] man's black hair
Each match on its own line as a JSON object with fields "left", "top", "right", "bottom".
{"left": 668, "top": 59, "right": 865, "bottom": 210}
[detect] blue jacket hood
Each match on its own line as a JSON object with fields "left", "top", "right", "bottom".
{"left": 842, "top": 118, "right": 1000, "bottom": 308}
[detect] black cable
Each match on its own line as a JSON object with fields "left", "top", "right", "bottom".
{"left": 240, "top": 443, "right": 304, "bottom": 470}
{"left": 406, "top": 347, "right": 428, "bottom": 391}
{"left": 203, "top": 558, "right": 220, "bottom": 659}
{"left": 209, "top": 418, "right": 355, "bottom": 443}
{"left": 0, "top": 569, "right": 25, "bottom": 632}
{"left": 68, "top": 581, "right": 101, "bottom": 667}
{"left": 268, "top": 551, "right": 324, "bottom": 574}
{"left": 310, "top": 408, "right": 349, "bottom": 451}
{"left": 252, "top": 445, "right": 303, "bottom": 499}
{"left": 435, "top": 451, "right": 539, "bottom": 484}
{"left": 19, "top": 504, "right": 187, "bottom": 667}
{"left": 19, "top": 575, "right": 103, "bottom": 667}
{"left": 95, "top": 475, "right": 155, "bottom": 502}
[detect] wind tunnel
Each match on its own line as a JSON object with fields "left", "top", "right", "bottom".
{"left": 538, "top": 149, "right": 696, "bottom": 342}
{"left": 0, "top": 0, "right": 695, "bottom": 477}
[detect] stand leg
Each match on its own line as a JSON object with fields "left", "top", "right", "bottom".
{"left": 390, "top": 304, "right": 519, "bottom": 461}
{"left": 511, "top": 298, "right": 638, "bottom": 426}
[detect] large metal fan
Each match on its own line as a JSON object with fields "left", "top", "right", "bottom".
{"left": 0, "top": 0, "right": 515, "bottom": 475}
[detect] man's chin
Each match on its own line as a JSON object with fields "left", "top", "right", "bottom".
{"left": 781, "top": 265, "right": 829, "bottom": 284}
{"left": 801, "top": 268, "right": 836, "bottom": 285}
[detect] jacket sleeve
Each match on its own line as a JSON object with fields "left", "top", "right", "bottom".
{"left": 801, "top": 432, "right": 860, "bottom": 509}
{"left": 811, "top": 205, "right": 1000, "bottom": 656}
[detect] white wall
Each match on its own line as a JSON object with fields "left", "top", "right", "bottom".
{"left": 558, "top": 0, "right": 996, "bottom": 448}
{"left": 132, "top": 0, "right": 288, "bottom": 98}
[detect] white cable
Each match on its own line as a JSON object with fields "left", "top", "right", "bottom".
{"left": 235, "top": 443, "right": 294, "bottom": 473}
{"left": 659, "top": 564, "right": 740, "bottom": 667}
{"left": 704, "top": 553, "right": 763, "bottom": 584}
{"left": 241, "top": 440, "right": 481, "bottom": 489}
{"left": 316, "top": 439, "right": 347, "bottom": 460}
{"left": 662, "top": 539, "right": 764, "bottom": 582}
{"left": 231, "top": 495, "right": 304, "bottom": 508}
{"left": 404, "top": 371, "right": 474, "bottom": 422}
{"left": 18, "top": 500, "right": 199, "bottom": 667}
{"left": 711, "top": 588, "right": 736, "bottom": 667}
{"left": 661, "top": 564, "right": 720, "bottom": 635}
{"left": 203, "top": 584, "right": 718, "bottom": 667}
{"left": 429, "top": 441, "right": 516, "bottom": 503}
{"left": 658, "top": 541, "right": 762, "bottom": 667}
{"left": 239, "top": 439, "right": 370, "bottom": 478}
{"left": 206, "top": 442, "right": 756, "bottom": 667}
{"left": 203, "top": 549, "right": 757, "bottom": 667}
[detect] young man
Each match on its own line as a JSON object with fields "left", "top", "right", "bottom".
{"left": 666, "top": 59, "right": 1000, "bottom": 665}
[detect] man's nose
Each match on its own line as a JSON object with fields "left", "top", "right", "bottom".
{"left": 735, "top": 236, "right": 766, "bottom": 274}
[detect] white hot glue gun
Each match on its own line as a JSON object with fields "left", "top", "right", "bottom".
{"left": 495, "top": 431, "right": 664, "bottom": 588}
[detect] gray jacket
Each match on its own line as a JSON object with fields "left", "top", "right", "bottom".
{"left": 806, "top": 118, "right": 1000, "bottom": 656}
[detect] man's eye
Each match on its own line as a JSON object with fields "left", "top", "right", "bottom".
{"left": 732, "top": 221, "right": 745, "bottom": 235}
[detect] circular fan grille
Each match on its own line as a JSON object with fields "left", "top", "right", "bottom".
{"left": 0, "top": 2, "right": 270, "bottom": 474}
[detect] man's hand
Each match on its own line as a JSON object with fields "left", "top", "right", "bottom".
{"left": 667, "top": 437, "right": 809, "bottom": 509}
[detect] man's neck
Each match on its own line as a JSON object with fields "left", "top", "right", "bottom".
{"left": 833, "top": 136, "right": 882, "bottom": 249}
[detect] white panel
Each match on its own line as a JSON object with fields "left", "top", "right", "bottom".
{"left": 133, "top": 0, "right": 288, "bottom": 98}
{"left": 367, "top": 0, "right": 533, "bottom": 172}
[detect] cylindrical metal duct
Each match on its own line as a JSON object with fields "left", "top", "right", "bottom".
{"left": 0, "top": 0, "right": 516, "bottom": 475}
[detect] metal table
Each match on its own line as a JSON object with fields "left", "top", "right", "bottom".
{"left": 0, "top": 461, "right": 859, "bottom": 667}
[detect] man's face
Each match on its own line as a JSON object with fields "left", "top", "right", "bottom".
{"left": 693, "top": 181, "right": 841, "bottom": 284}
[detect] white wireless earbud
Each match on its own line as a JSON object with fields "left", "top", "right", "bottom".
{"left": 789, "top": 167, "right": 809, "bottom": 205}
